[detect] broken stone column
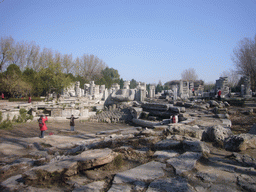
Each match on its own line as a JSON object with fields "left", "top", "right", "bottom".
{"left": 89, "top": 81, "right": 95, "bottom": 96}
{"left": 149, "top": 85, "right": 155, "bottom": 98}
{"left": 100, "top": 85, "right": 105, "bottom": 93}
{"left": 75, "top": 81, "right": 81, "bottom": 97}
{"left": 173, "top": 85, "right": 178, "bottom": 101}
{"left": 95, "top": 85, "right": 100, "bottom": 98}
{"left": 84, "top": 83, "right": 90, "bottom": 96}
{"left": 241, "top": 76, "right": 252, "bottom": 98}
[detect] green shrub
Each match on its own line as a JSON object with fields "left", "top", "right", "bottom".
{"left": 0, "top": 111, "right": 2, "bottom": 122}
{"left": 113, "top": 154, "right": 123, "bottom": 168}
{"left": 9, "top": 97, "right": 44, "bottom": 102}
{"left": 12, "top": 115, "right": 17, "bottom": 122}
{"left": 15, "top": 108, "right": 33, "bottom": 123}
{"left": 0, "top": 120, "right": 12, "bottom": 129}
{"left": 20, "top": 108, "right": 27, "bottom": 118}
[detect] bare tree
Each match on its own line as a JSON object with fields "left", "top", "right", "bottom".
{"left": 74, "top": 57, "right": 81, "bottom": 77}
{"left": 232, "top": 35, "right": 256, "bottom": 91}
{"left": 62, "top": 53, "right": 73, "bottom": 74}
{"left": 0, "top": 36, "right": 15, "bottom": 72}
{"left": 38, "top": 48, "right": 54, "bottom": 69}
{"left": 11, "top": 41, "right": 29, "bottom": 71}
{"left": 26, "top": 42, "right": 40, "bottom": 71}
{"left": 80, "top": 54, "right": 105, "bottom": 81}
{"left": 181, "top": 68, "right": 198, "bottom": 81}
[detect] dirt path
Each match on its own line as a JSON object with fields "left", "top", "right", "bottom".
{"left": 0, "top": 120, "right": 133, "bottom": 140}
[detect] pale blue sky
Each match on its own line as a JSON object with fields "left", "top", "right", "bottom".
{"left": 1, "top": 0, "right": 256, "bottom": 84}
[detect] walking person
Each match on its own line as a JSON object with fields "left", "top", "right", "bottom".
{"left": 38, "top": 115, "right": 48, "bottom": 138}
{"left": 217, "top": 89, "right": 221, "bottom": 101}
{"left": 67, "top": 115, "right": 79, "bottom": 131}
{"left": 28, "top": 96, "right": 31, "bottom": 103}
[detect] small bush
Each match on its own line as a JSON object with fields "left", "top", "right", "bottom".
{"left": 15, "top": 108, "right": 33, "bottom": 123}
{"left": 19, "top": 108, "right": 27, "bottom": 119}
{"left": 9, "top": 97, "right": 44, "bottom": 102}
{"left": 0, "top": 120, "right": 12, "bottom": 129}
{"left": 0, "top": 111, "right": 2, "bottom": 122}
{"left": 113, "top": 154, "right": 123, "bottom": 168}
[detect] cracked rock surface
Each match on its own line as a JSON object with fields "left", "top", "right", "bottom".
{"left": 1, "top": 101, "right": 256, "bottom": 191}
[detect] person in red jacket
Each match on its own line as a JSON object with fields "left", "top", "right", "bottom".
{"left": 38, "top": 115, "right": 48, "bottom": 138}
{"left": 28, "top": 96, "right": 31, "bottom": 103}
{"left": 1, "top": 93, "right": 4, "bottom": 100}
{"left": 217, "top": 89, "right": 221, "bottom": 101}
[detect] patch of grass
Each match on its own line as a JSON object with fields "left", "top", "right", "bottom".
{"left": 113, "top": 154, "right": 124, "bottom": 168}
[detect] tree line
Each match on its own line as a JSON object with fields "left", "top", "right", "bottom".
{"left": 1, "top": 34, "right": 255, "bottom": 98}
{"left": 0, "top": 36, "right": 121, "bottom": 97}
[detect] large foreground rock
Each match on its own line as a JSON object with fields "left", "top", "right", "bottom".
{"left": 202, "top": 125, "right": 233, "bottom": 147}
{"left": 182, "top": 140, "right": 210, "bottom": 154}
{"left": 249, "top": 123, "right": 256, "bottom": 135}
{"left": 166, "top": 124, "right": 204, "bottom": 140}
{"left": 147, "top": 177, "right": 195, "bottom": 192}
{"left": 23, "top": 148, "right": 117, "bottom": 184}
{"left": 72, "top": 180, "right": 106, "bottom": 192}
{"left": 76, "top": 148, "right": 118, "bottom": 170}
{"left": 224, "top": 134, "right": 256, "bottom": 151}
{"left": 167, "top": 152, "right": 202, "bottom": 175}
{"left": 113, "top": 161, "right": 166, "bottom": 184}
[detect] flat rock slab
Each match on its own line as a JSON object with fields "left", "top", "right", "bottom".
{"left": 237, "top": 174, "right": 256, "bottom": 192}
{"left": 75, "top": 148, "right": 118, "bottom": 170}
{"left": 182, "top": 140, "right": 210, "bottom": 154}
{"left": 73, "top": 180, "right": 106, "bottom": 192}
{"left": 167, "top": 152, "right": 202, "bottom": 175}
{"left": 21, "top": 135, "right": 96, "bottom": 149}
{"left": 108, "top": 183, "right": 133, "bottom": 192}
{"left": 113, "top": 161, "right": 166, "bottom": 184}
{"left": 146, "top": 177, "right": 195, "bottom": 192}
{"left": 23, "top": 148, "right": 117, "bottom": 182}
{"left": 0, "top": 142, "right": 28, "bottom": 156}
{"left": 153, "top": 150, "right": 179, "bottom": 161}
{"left": 23, "top": 158, "right": 78, "bottom": 182}
{"left": 0, "top": 174, "right": 24, "bottom": 191}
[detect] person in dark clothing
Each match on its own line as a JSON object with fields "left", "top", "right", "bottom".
{"left": 67, "top": 115, "right": 79, "bottom": 131}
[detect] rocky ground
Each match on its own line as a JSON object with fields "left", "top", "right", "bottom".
{"left": 0, "top": 101, "right": 256, "bottom": 191}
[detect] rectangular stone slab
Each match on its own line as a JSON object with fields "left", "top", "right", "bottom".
{"left": 113, "top": 161, "right": 166, "bottom": 184}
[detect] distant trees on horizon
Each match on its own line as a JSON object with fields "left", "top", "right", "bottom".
{"left": 1, "top": 34, "right": 255, "bottom": 98}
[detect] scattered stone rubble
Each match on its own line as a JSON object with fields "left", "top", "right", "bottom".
{"left": 1, "top": 97, "right": 256, "bottom": 192}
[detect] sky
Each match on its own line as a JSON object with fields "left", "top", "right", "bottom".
{"left": 1, "top": 0, "right": 256, "bottom": 84}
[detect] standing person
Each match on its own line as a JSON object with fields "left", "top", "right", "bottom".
{"left": 217, "top": 89, "right": 221, "bottom": 101}
{"left": 28, "top": 96, "right": 31, "bottom": 103}
{"left": 1, "top": 93, "right": 4, "bottom": 100}
{"left": 38, "top": 115, "right": 48, "bottom": 138}
{"left": 67, "top": 115, "right": 79, "bottom": 131}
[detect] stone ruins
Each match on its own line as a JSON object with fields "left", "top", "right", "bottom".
{"left": 0, "top": 76, "right": 256, "bottom": 191}
{"left": 0, "top": 76, "right": 253, "bottom": 122}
